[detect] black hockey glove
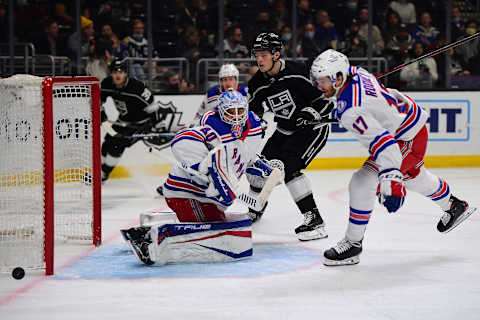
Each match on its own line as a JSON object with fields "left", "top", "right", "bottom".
{"left": 296, "top": 107, "right": 321, "bottom": 128}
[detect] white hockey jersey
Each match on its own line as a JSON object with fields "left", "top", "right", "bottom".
{"left": 163, "top": 110, "right": 263, "bottom": 209}
{"left": 335, "top": 66, "right": 428, "bottom": 172}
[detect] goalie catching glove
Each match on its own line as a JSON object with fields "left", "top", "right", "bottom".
{"left": 376, "top": 169, "right": 406, "bottom": 213}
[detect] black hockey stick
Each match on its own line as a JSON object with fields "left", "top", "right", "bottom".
{"left": 377, "top": 32, "right": 480, "bottom": 79}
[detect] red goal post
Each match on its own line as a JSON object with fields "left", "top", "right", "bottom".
{"left": 0, "top": 75, "right": 102, "bottom": 275}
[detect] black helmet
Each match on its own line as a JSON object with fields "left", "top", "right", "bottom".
{"left": 251, "top": 32, "right": 283, "bottom": 56}
{"left": 109, "top": 59, "right": 127, "bottom": 72}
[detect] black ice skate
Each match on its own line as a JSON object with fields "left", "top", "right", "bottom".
{"left": 323, "top": 237, "right": 362, "bottom": 266}
{"left": 246, "top": 202, "right": 268, "bottom": 223}
{"left": 156, "top": 185, "right": 164, "bottom": 196}
{"left": 437, "top": 195, "right": 477, "bottom": 233}
{"left": 121, "top": 227, "right": 154, "bottom": 265}
{"left": 295, "top": 208, "right": 327, "bottom": 241}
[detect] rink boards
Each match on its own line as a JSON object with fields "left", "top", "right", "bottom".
{"left": 102, "top": 91, "right": 480, "bottom": 178}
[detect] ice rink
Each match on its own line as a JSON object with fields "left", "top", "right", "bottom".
{"left": 1, "top": 167, "right": 479, "bottom": 320}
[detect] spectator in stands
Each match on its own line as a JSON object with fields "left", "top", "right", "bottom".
{"left": 123, "top": 19, "right": 158, "bottom": 79}
{"left": 177, "top": 26, "right": 215, "bottom": 83}
{"left": 222, "top": 26, "right": 249, "bottom": 59}
{"left": 314, "top": 10, "right": 339, "bottom": 50}
{"left": 455, "top": 20, "right": 480, "bottom": 74}
{"left": 411, "top": 12, "right": 440, "bottom": 50}
{"left": 176, "top": 0, "right": 209, "bottom": 37}
{"left": 67, "top": 16, "right": 95, "bottom": 73}
{"left": 111, "top": 34, "right": 128, "bottom": 60}
{"left": 272, "top": 0, "right": 290, "bottom": 33}
{"left": 389, "top": 0, "right": 416, "bottom": 25}
{"left": 297, "top": 0, "right": 314, "bottom": 32}
{"left": 357, "top": 7, "right": 384, "bottom": 55}
{"left": 34, "top": 19, "right": 67, "bottom": 56}
{"left": 385, "top": 23, "right": 414, "bottom": 68}
{"left": 54, "top": 2, "right": 74, "bottom": 32}
{"left": 341, "top": 19, "right": 367, "bottom": 58}
{"left": 156, "top": 69, "right": 195, "bottom": 93}
{"left": 86, "top": 39, "right": 111, "bottom": 82}
{"left": 451, "top": 6, "right": 465, "bottom": 41}
{"left": 96, "top": 1, "right": 115, "bottom": 31}
{"left": 280, "top": 25, "right": 300, "bottom": 57}
{"left": 382, "top": 10, "right": 403, "bottom": 45}
{"left": 298, "top": 23, "right": 323, "bottom": 59}
{"left": 400, "top": 41, "right": 438, "bottom": 89}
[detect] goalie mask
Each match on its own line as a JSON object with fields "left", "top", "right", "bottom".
{"left": 216, "top": 89, "right": 248, "bottom": 138}
{"left": 310, "top": 49, "right": 350, "bottom": 95}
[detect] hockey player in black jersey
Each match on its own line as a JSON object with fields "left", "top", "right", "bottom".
{"left": 99, "top": 59, "right": 162, "bottom": 182}
{"left": 247, "top": 32, "right": 333, "bottom": 241}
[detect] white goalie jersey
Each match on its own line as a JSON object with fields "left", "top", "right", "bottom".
{"left": 335, "top": 67, "right": 428, "bottom": 172}
{"left": 162, "top": 110, "right": 263, "bottom": 208}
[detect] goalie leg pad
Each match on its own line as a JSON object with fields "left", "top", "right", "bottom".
{"left": 166, "top": 197, "right": 227, "bottom": 222}
{"left": 148, "top": 217, "right": 253, "bottom": 265}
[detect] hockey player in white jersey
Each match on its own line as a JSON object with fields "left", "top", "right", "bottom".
{"left": 310, "top": 49, "right": 477, "bottom": 266}
{"left": 122, "top": 89, "right": 279, "bottom": 265}
{"left": 191, "top": 63, "right": 248, "bottom": 125}
{"left": 155, "top": 63, "right": 248, "bottom": 196}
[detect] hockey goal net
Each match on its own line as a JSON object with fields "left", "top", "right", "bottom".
{"left": 0, "top": 75, "right": 101, "bottom": 275}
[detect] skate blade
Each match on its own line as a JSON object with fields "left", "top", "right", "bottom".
{"left": 297, "top": 228, "right": 328, "bottom": 241}
{"left": 442, "top": 206, "right": 477, "bottom": 234}
{"left": 323, "top": 255, "right": 360, "bottom": 266}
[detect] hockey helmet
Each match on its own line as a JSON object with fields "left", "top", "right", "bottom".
{"left": 216, "top": 89, "right": 248, "bottom": 127}
{"left": 109, "top": 59, "right": 127, "bottom": 73}
{"left": 251, "top": 32, "right": 284, "bottom": 57}
{"left": 310, "top": 49, "right": 350, "bottom": 94}
{"left": 219, "top": 64, "right": 239, "bottom": 80}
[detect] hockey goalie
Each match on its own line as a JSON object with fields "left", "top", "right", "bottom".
{"left": 121, "top": 89, "right": 283, "bottom": 265}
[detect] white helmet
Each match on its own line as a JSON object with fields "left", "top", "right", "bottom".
{"left": 310, "top": 49, "right": 350, "bottom": 94}
{"left": 218, "top": 63, "right": 239, "bottom": 81}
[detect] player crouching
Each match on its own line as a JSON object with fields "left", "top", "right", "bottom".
{"left": 122, "top": 90, "right": 279, "bottom": 265}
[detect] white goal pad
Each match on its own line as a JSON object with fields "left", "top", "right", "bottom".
{"left": 147, "top": 214, "right": 252, "bottom": 265}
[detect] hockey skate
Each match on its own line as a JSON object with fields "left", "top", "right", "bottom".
{"left": 437, "top": 195, "right": 477, "bottom": 233}
{"left": 323, "top": 237, "right": 362, "bottom": 266}
{"left": 246, "top": 202, "right": 267, "bottom": 223}
{"left": 121, "top": 227, "right": 154, "bottom": 265}
{"left": 295, "top": 208, "right": 327, "bottom": 241}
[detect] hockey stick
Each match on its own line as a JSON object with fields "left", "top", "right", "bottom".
{"left": 377, "top": 31, "right": 480, "bottom": 79}
{"left": 180, "top": 163, "right": 281, "bottom": 212}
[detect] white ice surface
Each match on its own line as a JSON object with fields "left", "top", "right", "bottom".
{"left": 1, "top": 168, "right": 479, "bottom": 320}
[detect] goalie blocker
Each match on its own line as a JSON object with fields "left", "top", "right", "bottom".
{"left": 121, "top": 213, "right": 252, "bottom": 265}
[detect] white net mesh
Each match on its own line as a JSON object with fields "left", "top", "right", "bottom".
{"left": 0, "top": 75, "right": 97, "bottom": 271}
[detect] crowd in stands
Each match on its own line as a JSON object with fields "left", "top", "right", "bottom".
{"left": 1, "top": 0, "right": 480, "bottom": 91}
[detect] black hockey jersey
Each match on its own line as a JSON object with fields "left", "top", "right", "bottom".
{"left": 100, "top": 77, "right": 154, "bottom": 124}
{"left": 248, "top": 60, "right": 331, "bottom": 132}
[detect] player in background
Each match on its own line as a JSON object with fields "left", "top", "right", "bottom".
{"left": 247, "top": 32, "right": 334, "bottom": 241}
{"left": 155, "top": 63, "right": 248, "bottom": 196}
{"left": 310, "top": 49, "right": 477, "bottom": 266}
{"left": 191, "top": 63, "right": 248, "bottom": 125}
{"left": 99, "top": 59, "right": 164, "bottom": 182}
{"left": 123, "top": 90, "right": 277, "bottom": 264}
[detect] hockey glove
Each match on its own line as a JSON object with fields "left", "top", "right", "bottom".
{"left": 246, "top": 158, "right": 273, "bottom": 179}
{"left": 296, "top": 107, "right": 321, "bottom": 127}
{"left": 377, "top": 169, "right": 406, "bottom": 213}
